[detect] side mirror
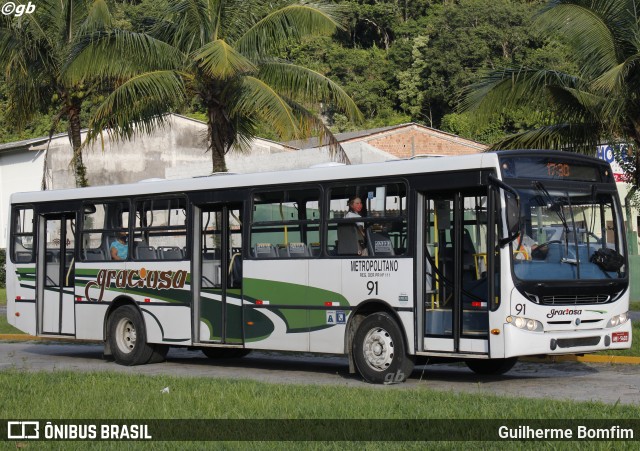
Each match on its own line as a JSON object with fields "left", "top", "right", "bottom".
{"left": 489, "top": 175, "right": 520, "bottom": 247}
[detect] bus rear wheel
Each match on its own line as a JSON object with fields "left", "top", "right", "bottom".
{"left": 353, "top": 312, "right": 414, "bottom": 384}
{"left": 108, "top": 305, "right": 155, "bottom": 366}
{"left": 465, "top": 357, "right": 518, "bottom": 375}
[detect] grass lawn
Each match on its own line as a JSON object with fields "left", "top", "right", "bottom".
{"left": 630, "top": 300, "right": 640, "bottom": 311}
{"left": 0, "top": 370, "right": 637, "bottom": 449}
{"left": 0, "top": 287, "right": 21, "bottom": 334}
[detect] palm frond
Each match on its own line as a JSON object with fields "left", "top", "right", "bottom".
{"left": 232, "top": 75, "right": 300, "bottom": 139}
{"left": 85, "top": 70, "right": 185, "bottom": 143}
{"left": 158, "top": 0, "right": 214, "bottom": 53}
{"left": 80, "top": 0, "right": 113, "bottom": 35}
{"left": 236, "top": 3, "right": 342, "bottom": 58}
{"left": 490, "top": 122, "right": 603, "bottom": 154}
{"left": 287, "top": 101, "right": 351, "bottom": 164}
{"left": 591, "top": 52, "right": 640, "bottom": 93}
{"left": 64, "top": 30, "right": 184, "bottom": 83}
{"left": 536, "top": 2, "right": 621, "bottom": 79}
{"left": 460, "top": 68, "right": 581, "bottom": 118}
{"left": 193, "top": 39, "right": 257, "bottom": 79}
{"left": 258, "top": 61, "right": 362, "bottom": 122}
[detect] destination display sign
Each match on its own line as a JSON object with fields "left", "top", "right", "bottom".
{"left": 499, "top": 156, "right": 606, "bottom": 182}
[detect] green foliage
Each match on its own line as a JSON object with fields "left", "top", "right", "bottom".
{"left": 0, "top": 0, "right": 123, "bottom": 186}
{"left": 0, "top": 0, "right": 587, "bottom": 155}
{"left": 461, "top": 0, "right": 640, "bottom": 190}
{"left": 396, "top": 0, "right": 546, "bottom": 127}
{"left": 71, "top": 0, "right": 362, "bottom": 171}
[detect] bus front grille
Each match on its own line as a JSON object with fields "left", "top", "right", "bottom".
{"left": 540, "top": 294, "right": 610, "bottom": 305}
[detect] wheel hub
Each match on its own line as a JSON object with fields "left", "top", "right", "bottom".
{"left": 115, "top": 318, "right": 136, "bottom": 354}
{"left": 362, "top": 327, "right": 394, "bottom": 371}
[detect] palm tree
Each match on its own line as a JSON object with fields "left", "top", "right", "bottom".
{"left": 71, "top": 0, "right": 362, "bottom": 172}
{"left": 460, "top": 0, "right": 640, "bottom": 193}
{"left": 0, "top": 0, "right": 117, "bottom": 187}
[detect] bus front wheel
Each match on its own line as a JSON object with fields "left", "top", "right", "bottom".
{"left": 108, "top": 305, "right": 155, "bottom": 366}
{"left": 465, "top": 357, "right": 518, "bottom": 375}
{"left": 353, "top": 312, "right": 414, "bottom": 384}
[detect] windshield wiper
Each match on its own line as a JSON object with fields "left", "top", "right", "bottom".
{"left": 532, "top": 181, "right": 571, "bottom": 234}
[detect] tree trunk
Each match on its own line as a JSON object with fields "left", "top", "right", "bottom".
{"left": 68, "top": 103, "right": 88, "bottom": 187}
{"left": 207, "top": 107, "right": 231, "bottom": 173}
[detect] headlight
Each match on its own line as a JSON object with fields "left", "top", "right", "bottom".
{"left": 607, "top": 312, "right": 630, "bottom": 328}
{"left": 506, "top": 316, "right": 543, "bottom": 332}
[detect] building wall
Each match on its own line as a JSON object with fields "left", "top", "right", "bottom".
{"left": 356, "top": 125, "right": 486, "bottom": 158}
{"left": 0, "top": 148, "right": 45, "bottom": 248}
{"left": 47, "top": 116, "right": 211, "bottom": 189}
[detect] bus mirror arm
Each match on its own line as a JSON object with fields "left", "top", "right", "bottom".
{"left": 488, "top": 175, "right": 521, "bottom": 248}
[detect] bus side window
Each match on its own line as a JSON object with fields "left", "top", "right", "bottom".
{"left": 81, "top": 202, "right": 129, "bottom": 262}
{"left": 12, "top": 208, "right": 35, "bottom": 263}
{"left": 134, "top": 197, "right": 187, "bottom": 261}
{"left": 250, "top": 188, "right": 320, "bottom": 258}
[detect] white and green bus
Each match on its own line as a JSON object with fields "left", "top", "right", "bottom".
{"left": 5, "top": 150, "right": 632, "bottom": 383}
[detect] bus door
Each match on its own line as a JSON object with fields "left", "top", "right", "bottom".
{"left": 418, "top": 191, "right": 496, "bottom": 354}
{"left": 194, "top": 205, "right": 244, "bottom": 344}
{"left": 38, "top": 213, "right": 76, "bottom": 336}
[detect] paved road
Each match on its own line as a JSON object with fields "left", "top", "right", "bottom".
{"left": 0, "top": 341, "right": 638, "bottom": 405}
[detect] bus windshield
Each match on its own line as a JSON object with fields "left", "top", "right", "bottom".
{"left": 511, "top": 183, "right": 625, "bottom": 281}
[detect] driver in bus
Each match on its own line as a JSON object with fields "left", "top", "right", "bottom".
{"left": 110, "top": 232, "right": 128, "bottom": 261}
{"left": 515, "top": 233, "right": 538, "bottom": 260}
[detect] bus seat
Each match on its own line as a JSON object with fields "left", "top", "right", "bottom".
{"left": 158, "top": 246, "right": 183, "bottom": 260}
{"left": 46, "top": 250, "right": 60, "bottom": 262}
{"left": 229, "top": 253, "right": 242, "bottom": 288}
{"left": 136, "top": 246, "right": 158, "bottom": 260}
{"left": 337, "top": 224, "right": 361, "bottom": 255}
{"left": 309, "top": 242, "right": 321, "bottom": 256}
{"left": 366, "top": 230, "right": 394, "bottom": 256}
{"left": 462, "top": 228, "right": 476, "bottom": 281}
{"left": 287, "top": 242, "right": 309, "bottom": 258}
{"left": 254, "top": 243, "right": 278, "bottom": 258}
{"left": 84, "top": 249, "right": 105, "bottom": 261}
{"left": 15, "top": 251, "right": 32, "bottom": 263}
{"left": 203, "top": 249, "right": 220, "bottom": 260}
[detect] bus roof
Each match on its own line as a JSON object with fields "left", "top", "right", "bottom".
{"left": 9, "top": 150, "right": 609, "bottom": 205}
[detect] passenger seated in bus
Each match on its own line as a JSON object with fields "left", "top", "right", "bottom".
{"left": 110, "top": 232, "right": 128, "bottom": 261}
{"left": 346, "top": 196, "right": 365, "bottom": 233}
{"left": 345, "top": 196, "right": 367, "bottom": 255}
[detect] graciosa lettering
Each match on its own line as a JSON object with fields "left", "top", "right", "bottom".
{"left": 84, "top": 268, "right": 188, "bottom": 302}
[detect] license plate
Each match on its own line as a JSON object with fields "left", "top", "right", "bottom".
{"left": 612, "top": 332, "right": 629, "bottom": 343}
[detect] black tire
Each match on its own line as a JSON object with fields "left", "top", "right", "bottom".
{"left": 107, "top": 305, "right": 154, "bottom": 366}
{"left": 147, "top": 344, "right": 170, "bottom": 364}
{"left": 465, "top": 357, "right": 518, "bottom": 375}
{"left": 201, "top": 348, "right": 251, "bottom": 359}
{"left": 352, "top": 312, "right": 414, "bottom": 384}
